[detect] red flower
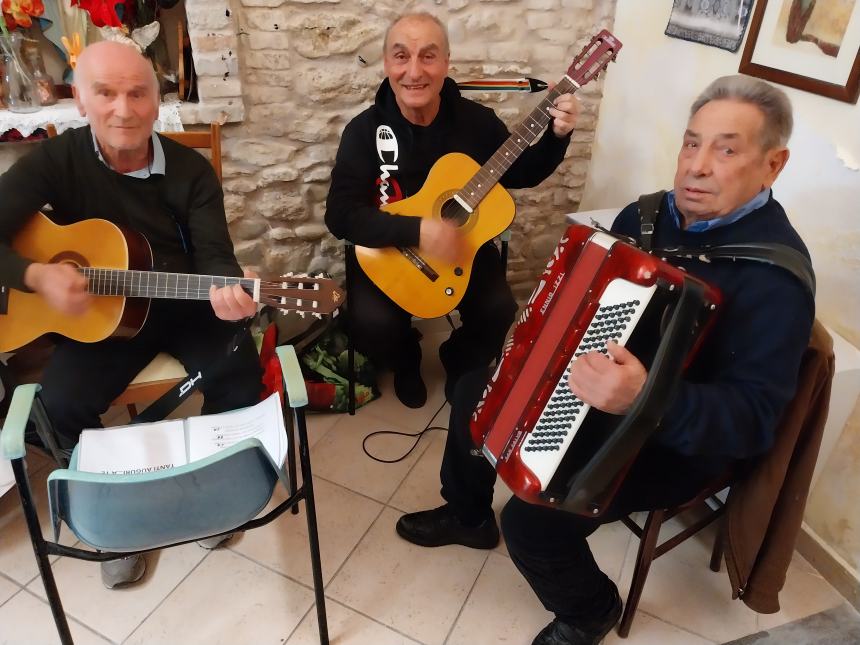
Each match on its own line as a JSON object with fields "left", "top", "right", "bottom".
{"left": 71, "top": 0, "right": 123, "bottom": 29}
{"left": 1, "top": 0, "right": 45, "bottom": 29}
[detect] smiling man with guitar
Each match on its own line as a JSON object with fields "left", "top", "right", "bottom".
{"left": 0, "top": 42, "right": 263, "bottom": 588}
{"left": 325, "top": 11, "right": 580, "bottom": 409}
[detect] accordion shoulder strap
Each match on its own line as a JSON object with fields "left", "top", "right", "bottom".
{"left": 637, "top": 190, "right": 666, "bottom": 252}
{"left": 636, "top": 190, "right": 815, "bottom": 298}
{"left": 659, "top": 243, "right": 816, "bottom": 299}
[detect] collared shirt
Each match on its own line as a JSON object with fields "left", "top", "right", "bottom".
{"left": 91, "top": 130, "right": 165, "bottom": 178}
{"left": 668, "top": 188, "right": 771, "bottom": 233}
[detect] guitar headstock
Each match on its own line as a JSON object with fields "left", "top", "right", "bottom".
{"left": 566, "top": 29, "right": 622, "bottom": 88}
{"left": 259, "top": 273, "right": 346, "bottom": 318}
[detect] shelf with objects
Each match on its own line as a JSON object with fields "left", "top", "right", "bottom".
{"left": 1, "top": 1, "right": 191, "bottom": 142}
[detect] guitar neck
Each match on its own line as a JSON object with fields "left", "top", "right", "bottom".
{"left": 79, "top": 268, "right": 258, "bottom": 301}
{"left": 458, "top": 75, "right": 579, "bottom": 209}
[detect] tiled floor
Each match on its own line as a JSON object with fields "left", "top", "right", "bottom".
{"left": 0, "top": 326, "right": 852, "bottom": 645}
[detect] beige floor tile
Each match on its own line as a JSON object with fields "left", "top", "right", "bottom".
{"left": 327, "top": 507, "right": 488, "bottom": 645}
{"left": 616, "top": 520, "right": 758, "bottom": 643}
{"left": 0, "top": 466, "right": 76, "bottom": 585}
{"left": 604, "top": 612, "right": 716, "bottom": 644}
{"left": 0, "top": 575, "right": 19, "bottom": 606}
{"left": 303, "top": 411, "right": 341, "bottom": 449}
{"left": 0, "top": 590, "right": 112, "bottom": 645}
{"left": 387, "top": 429, "right": 448, "bottom": 513}
{"left": 589, "top": 520, "right": 635, "bottom": 585}
{"left": 756, "top": 551, "right": 844, "bottom": 631}
{"left": 447, "top": 552, "right": 552, "bottom": 645}
{"left": 125, "top": 549, "right": 315, "bottom": 645}
{"left": 230, "top": 476, "right": 382, "bottom": 586}
{"left": 27, "top": 543, "right": 208, "bottom": 643}
{"left": 287, "top": 599, "right": 422, "bottom": 645}
{"left": 309, "top": 409, "right": 436, "bottom": 503}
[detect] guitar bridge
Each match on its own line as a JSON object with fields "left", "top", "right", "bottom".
{"left": 397, "top": 247, "right": 439, "bottom": 282}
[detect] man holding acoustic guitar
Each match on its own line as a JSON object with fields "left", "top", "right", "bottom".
{"left": 325, "top": 11, "right": 580, "bottom": 408}
{"left": 0, "top": 42, "right": 262, "bottom": 587}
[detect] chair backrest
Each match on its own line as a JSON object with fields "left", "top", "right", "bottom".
{"left": 47, "top": 438, "right": 280, "bottom": 552}
{"left": 160, "top": 123, "right": 222, "bottom": 183}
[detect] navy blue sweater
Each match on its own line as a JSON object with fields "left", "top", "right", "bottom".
{"left": 611, "top": 193, "right": 814, "bottom": 461}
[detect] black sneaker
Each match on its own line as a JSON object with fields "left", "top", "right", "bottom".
{"left": 532, "top": 584, "right": 622, "bottom": 645}
{"left": 393, "top": 361, "right": 426, "bottom": 408}
{"left": 396, "top": 504, "right": 500, "bottom": 549}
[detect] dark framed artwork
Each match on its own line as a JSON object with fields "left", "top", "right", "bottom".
{"left": 665, "top": 0, "right": 755, "bottom": 53}
{"left": 739, "top": 0, "right": 860, "bottom": 103}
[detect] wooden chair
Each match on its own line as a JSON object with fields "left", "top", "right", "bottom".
{"left": 113, "top": 123, "right": 223, "bottom": 416}
{"left": 618, "top": 474, "right": 732, "bottom": 637}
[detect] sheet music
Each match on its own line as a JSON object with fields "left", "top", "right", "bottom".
{"left": 1, "top": 456, "right": 14, "bottom": 497}
{"left": 186, "top": 393, "right": 286, "bottom": 466}
{"left": 78, "top": 420, "right": 187, "bottom": 475}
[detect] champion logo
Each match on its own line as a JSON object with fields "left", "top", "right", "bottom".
{"left": 375, "top": 125, "right": 401, "bottom": 206}
{"left": 376, "top": 125, "right": 399, "bottom": 163}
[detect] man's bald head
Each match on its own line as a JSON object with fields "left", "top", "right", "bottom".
{"left": 74, "top": 41, "right": 159, "bottom": 105}
{"left": 73, "top": 41, "right": 160, "bottom": 161}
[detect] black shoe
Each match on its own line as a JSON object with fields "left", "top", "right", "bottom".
{"left": 393, "top": 358, "right": 426, "bottom": 409}
{"left": 396, "top": 504, "right": 500, "bottom": 549}
{"left": 532, "top": 585, "right": 622, "bottom": 645}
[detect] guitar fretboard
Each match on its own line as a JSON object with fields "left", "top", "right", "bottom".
{"left": 80, "top": 268, "right": 257, "bottom": 300}
{"left": 458, "top": 76, "right": 578, "bottom": 210}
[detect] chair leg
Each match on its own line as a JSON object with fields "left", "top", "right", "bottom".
{"left": 344, "top": 245, "right": 356, "bottom": 416}
{"left": 710, "top": 523, "right": 725, "bottom": 572}
{"left": 295, "top": 409, "right": 329, "bottom": 645}
{"left": 12, "top": 460, "right": 74, "bottom": 645}
{"left": 618, "top": 509, "right": 665, "bottom": 638}
{"left": 501, "top": 238, "right": 509, "bottom": 272}
{"left": 286, "top": 409, "right": 299, "bottom": 516}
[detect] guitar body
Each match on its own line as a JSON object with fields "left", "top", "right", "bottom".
{"left": 0, "top": 213, "right": 151, "bottom": 352}
{"left": 355, "top": 152, "right": 515, "bottom": 319}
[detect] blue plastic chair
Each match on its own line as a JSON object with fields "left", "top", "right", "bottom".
{"left": 0, "top": 346, "right": 329, "bottom": 645}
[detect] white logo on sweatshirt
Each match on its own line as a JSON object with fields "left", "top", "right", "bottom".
{"left": 376, "top": 125, "right": 399, "bottom": 205}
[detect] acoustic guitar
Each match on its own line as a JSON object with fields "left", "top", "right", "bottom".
{"left": 0, "top": 212, "right": 345, "bottom": 352}
{"left": 355, "top": 29, "right": 622, "bottom": 319}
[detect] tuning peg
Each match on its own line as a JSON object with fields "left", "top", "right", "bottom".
{"left": 298, "top": 311, "right": 306, "bottom": 318}
{"left": 279, "top": 309, "right": 288, "bottom": 316}
{"left": 313, "top": 313, "right": 322, "bottom": 319}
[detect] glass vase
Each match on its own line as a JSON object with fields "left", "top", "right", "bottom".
{"left": 1, "top": 37, "right": 40, "bottom": 114}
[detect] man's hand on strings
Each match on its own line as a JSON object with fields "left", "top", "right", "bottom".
{"left": 419, "top": 218, "right": 465, "bottom": 264}
{"left": 546, "top": 84, "right": 580, "bottom": 138}
{"left": 24, "top": 262, "right": 91, "bottom": 316}
{"left": 568, "top": 341, "right": 647, "bottom": 415}
{"left": 210, "top": 269, "right": 259, "bottom": 321}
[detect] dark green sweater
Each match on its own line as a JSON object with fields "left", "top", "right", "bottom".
{"left": 0, "top": 125, "right": 241, "bottom": 291}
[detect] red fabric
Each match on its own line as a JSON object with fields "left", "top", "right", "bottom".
{"left": 258, "top": 323, "right": 283, "bottom": 405}
{"left": 71, "top": 0, "right": 123, "bottom": 28}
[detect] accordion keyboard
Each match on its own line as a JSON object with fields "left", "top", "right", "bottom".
{"left": 520, "top": 278, "right": 657, "bottom": 489}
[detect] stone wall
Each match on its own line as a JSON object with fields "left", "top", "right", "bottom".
{"left": 194, "top": 0, "right": 617, "bottom": 300}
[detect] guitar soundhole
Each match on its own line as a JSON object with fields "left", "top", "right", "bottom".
{"left": 440, "top": 198, "right": 470, "bottom": 227}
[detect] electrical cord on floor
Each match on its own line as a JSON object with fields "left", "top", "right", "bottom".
{"left": 362, "top": 398, "right": 449, "bottom": 464}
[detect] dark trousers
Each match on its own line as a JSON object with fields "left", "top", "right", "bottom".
{"left": 348, "top": 242, "right": 517, "bottom": 381}
{"left": 446, "top": 367, "right": 731, "bottom": 629}
{"left": 39, "top": 300, "right": 263, "bottom": 446}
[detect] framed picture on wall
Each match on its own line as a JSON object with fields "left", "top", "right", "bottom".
{"left": 739, "top": 0, "right": 860, "bottom": 103}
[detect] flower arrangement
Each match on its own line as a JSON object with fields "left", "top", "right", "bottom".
{"left": 2, "top": 0, "right": 45, "bottom": 31}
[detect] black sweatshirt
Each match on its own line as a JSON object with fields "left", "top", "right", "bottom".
{"left": 325, "top": 77, "right": 572, "bottom": 248}
{"left": 0, "top": 125, "right": 241, "bottom": 291}
{"left": 612, "top": 193, "right": 815, "bottom": 462}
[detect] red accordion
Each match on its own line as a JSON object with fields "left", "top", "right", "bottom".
{"left": 470, "top": 225, "right": 722, "bottom": 515}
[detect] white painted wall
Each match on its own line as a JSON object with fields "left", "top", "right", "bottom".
{"left": 582, "top": 0, "right": 860, "bottom": 348}
{"left": 581, "top": 0, "right": 860, "bottom": 580}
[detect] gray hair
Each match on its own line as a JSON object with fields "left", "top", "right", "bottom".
{"left": 690, "top": 74, "right": 793, "bottom": 150}
{"left": 383, "top": 11, "right": 450, "bottom": 56}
